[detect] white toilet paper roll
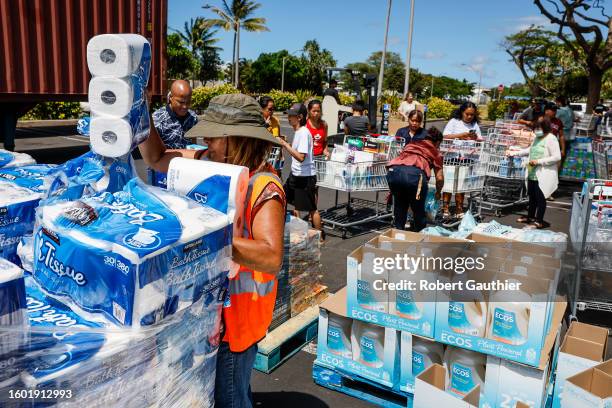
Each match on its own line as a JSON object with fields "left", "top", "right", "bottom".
{"left": 87, "top": 34, "right": 151, "bottom": 78}
{"left": 88, "top": 76, "right": 141, "bottom": 118}
{"left": 167, "top": 158, "right": 249, "bottom": 237}
{"left": 90, "top": 116, "right": 135, "bottom": 158}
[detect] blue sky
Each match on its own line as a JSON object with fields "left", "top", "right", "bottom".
{"left": 168, "top": 0, "right": 554, "bottom": 89}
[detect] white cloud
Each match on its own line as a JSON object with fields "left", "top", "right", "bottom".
{"left": 489, "top": 15, "right": 553, "bottom": 34}
{"left": 419, "top": 51, "right": 446, "bottom": 60}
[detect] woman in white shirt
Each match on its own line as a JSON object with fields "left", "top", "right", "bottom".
{"left": 441, "top": 102, "right": 482, "bottom": 219}
{"left": 398, "top": 93, "right": 418, "bottom": 122}
{"left": 279, "top": 103, "right": 323, "bottom": 238}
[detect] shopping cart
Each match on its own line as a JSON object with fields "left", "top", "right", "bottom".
{"left": 268, "top": 146, "right": 284, "bottom": 173}
{"left": 314, "top": 135, "right": 401, "bottom": 238}
{"left": 593, "top": 138, "right": 612, "bottom": 179}
{"left": 568, "top": 179, "right": 612, "bottom": 319}
{"left": 427, "top": 139, "right": 487, "bottom": 227}
{"left": 480, "top": 123, "right": 534, "bottom": 216}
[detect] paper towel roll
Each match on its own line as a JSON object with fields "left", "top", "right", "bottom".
{"left": 87, "top": 34, "right": 151, "bottom": 79}
{"left": 90, "top": 116, "right": 136, "bottom": 158}
{"left": 89, "top": 76, "right": 143, "bottom": 118}
{"left": 167, "top": 158, "right": 249, "bottom": 237}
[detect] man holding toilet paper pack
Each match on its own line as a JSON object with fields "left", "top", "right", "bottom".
{"left": 139, "top": 93, "right": 286, "bottom": 408}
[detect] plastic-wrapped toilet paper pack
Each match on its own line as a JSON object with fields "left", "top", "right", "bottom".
{"left": 89, "top": 105, "right": 150, "bottom": 158}
{"left": 0, "top": 258, "right": 27, "bottom": 387}
{"left": 0, "top": 152, "right": 133, "bottom": 264}
{"left": 32, "top": 178, "right": 232, "bottom": 327}
{"left": 167, "top": 157, "right": 249, "bottom": 238}
{"left": 86, "top": 34, "right": 151, "bottom": 79}
{"left": 0, "top": 149, "right": 35, "bottom": 168}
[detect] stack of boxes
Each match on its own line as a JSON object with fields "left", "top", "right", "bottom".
{"left": 270, "top": 216, "right": 327, "bottom": 331}
{"left": 561, "top": 137, "right": 596, "bottom": 180}
{"left": 315, "top": 227, "right": 573, "bottom": 408}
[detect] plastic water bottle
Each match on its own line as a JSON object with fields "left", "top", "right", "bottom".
{"left": 351, "top": 321, "right": 385, "bottom": 368}
{"left": 487, "top": 280, "right": 531, "bottom": 345}
{"left": 412, "top": 337, "right": 444, "bottom": 377}
{"left": 444, "top": 346, "right": 487, "bottom": 397}
{"left": 327, "top": 313, "right": 353, "bottom": 359}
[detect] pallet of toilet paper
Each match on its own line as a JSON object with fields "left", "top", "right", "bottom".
{"left": 316, "top": 287, "right": 563, "bottom": 408}
{"left": 0, "top": 178, "right": 233, "bottom": 406}
{"left": 346, "top": 228, "right": 567, "bottom": 369}
{"left": 0, "top": 152, "right": 136, "bottom": 265}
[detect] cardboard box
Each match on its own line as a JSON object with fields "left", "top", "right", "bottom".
{"left": 399, "top": 332, "right": 445, "bottom": 393}
{"left": 465, "top": 232, "right": 558, "bottom": 258}
{"left": 435, "top": 267, "right": 565, "bottom": 367}
{"left": 315, "top": 287, "right": 400, "bottom": 388}
{"left": 413, "top": 364, "right": 480, "bottom": 408}
{"left": 552, "top": 322, "right": 609, "bottom": 408}
{"left": 347, "top": 246, "right": 436, "bottom": 337}
{"left": 561, "top": 359, "right": 612, "bottom": 408}
{"left": 379, "top": 228, "right": 424, "bottom": 242}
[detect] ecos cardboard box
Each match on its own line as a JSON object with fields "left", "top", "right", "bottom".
{"left": 561, "top": 359, "right": 612, "bottom": 408}
{"left": 315, "top": 287, "right": 400, "bottom": 388}
{"left": 552, "top": 322, "right": 609, "bottom": 408}
{"left": 413, "top": 364, "right": 480, "bottom": 408}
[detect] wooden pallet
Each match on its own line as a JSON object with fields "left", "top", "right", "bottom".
{"left": 254, "top": 305, "right": 319, "bottom": 373}
{"left": 312, "top": 362, "right": 413, "bottom": 408}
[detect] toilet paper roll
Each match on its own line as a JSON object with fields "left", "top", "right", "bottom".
{"left": 90, "top": 116, "right": 137, "bottom": 158}
{"left": 87, "top": 34, "right": 151, "bottom": 79}
{"left": 88, "top": 76, "right": 144, "bottom": 118}
{"left": 167, "top": 158, "right": 249, "bottom": 237}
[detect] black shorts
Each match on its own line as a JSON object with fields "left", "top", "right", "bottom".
{"left": 285, "top": 175, "right": 318, "bottom": 211}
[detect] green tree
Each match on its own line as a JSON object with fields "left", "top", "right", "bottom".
{"left": 174, "top": 17, "right": 221, "bottom": 83}
{"left": 533, "top": 0, "right": 612, "bottom": 110}
{"left": 203, "top": 0, "right": 269, "bottom": 88}
{"left": 300, "top": 40, "right": 336, "bottom": 94}
{"left": 166, "top": 33, "right": 197, "bottom": 80}
{"left": 243, "top": 50, "right": 304, "bottom": 92}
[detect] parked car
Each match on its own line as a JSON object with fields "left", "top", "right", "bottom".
{"left": 570, "top": 103, "right": 587, "bottom": 119}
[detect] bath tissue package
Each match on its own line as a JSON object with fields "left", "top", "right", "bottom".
{"left": 167, "top": 157, "right": 249, "bottom": 237}
{"left": 0, "top": 152, "right": 132, "bottom": 264}
{"left": 0, "top": 258, "right": 27, "bottom": 386}
{"left": 32, "top": 178, "right": 232, "bottom": 327}
{"left": 0, "top": 149, "right": 35, "bottom": 168}
{"left": 87, "top": 34, "right": 152, "bottom": 158}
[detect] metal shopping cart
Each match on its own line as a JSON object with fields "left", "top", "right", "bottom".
{"left": 480, "top": 123, "right": 534, "bottom": 216}
{"left": 427, "top": 139, "right": 488, "bottom": 227}
{"left": 568, "top": 179, "right": 612, "bottom": 320}
{"left": 314, "top": 135, "right": 401, "bottom": 238}
{"left": 593, "top": 138, "right": 612, "bottom": 179}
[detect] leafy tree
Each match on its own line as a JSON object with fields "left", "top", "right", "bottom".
{"left": 300, "top": 40, "right": 336, "bottom": 94}
{"left": 533, "top": 0, "right": 612, "bottom": 110}
{"left": 203, "top": 0, "right": 269, "bottom": 88}
{"left": 166, "top": 33, "right": 198, "bottom": 80}
{"left": 243, "top": 51, "right": 304, "bottom": 92}
{"left": 173, "top": 18, "right": 221, "bottom": 84}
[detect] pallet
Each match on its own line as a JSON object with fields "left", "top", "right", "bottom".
{"left": 254, "top": 305, "right": 319, "bottom": 373}
{"left": 312, "top": 362, "right": 413, "bottom": 408}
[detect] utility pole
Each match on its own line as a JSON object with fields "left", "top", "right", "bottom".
{"left": 403, "top": 0, "right": 416, "bottom": 96}
{"left": 377, "top": 0, "right": 392, "bottom": 98}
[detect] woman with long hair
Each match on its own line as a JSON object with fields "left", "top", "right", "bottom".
{"left": 306, "top": 99, "right": 329, "bottom": 159}
{"left": 139, "top": 93, "right": 286, "bottom": 408}
{"left": 441, "top": 101, "right": 482, "bottom": 219}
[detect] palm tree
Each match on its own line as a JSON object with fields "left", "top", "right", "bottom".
{"left": 203, "top": 0, "right": 269, "bottom": 87}
{"left": 174, "top": 17, "right": 220, "bottom": 84}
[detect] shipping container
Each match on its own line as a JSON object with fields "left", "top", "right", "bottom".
{"left": 0, "top": 0, "right": 168, "bottom": 102}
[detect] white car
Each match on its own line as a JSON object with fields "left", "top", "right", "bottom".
{"left": 569, "top": 103, "right": 587, "bottom": 119}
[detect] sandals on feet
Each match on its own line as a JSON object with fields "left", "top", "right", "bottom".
{"left": 517, "top": 216, "right": 532, "bottom": 223}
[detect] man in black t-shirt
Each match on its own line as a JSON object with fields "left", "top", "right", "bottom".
{"left": 343, "top": 100, "right": 370, "bottom": 136}
{"left": 323, "top": 79, "right": 341, "bottom": 105}
{"left": 593, "top": 99, "right": 609, "bottom": 116}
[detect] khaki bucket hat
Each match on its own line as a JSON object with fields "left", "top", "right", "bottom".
{"left": 186, "top": 93, "right": 282, "bottom": 146}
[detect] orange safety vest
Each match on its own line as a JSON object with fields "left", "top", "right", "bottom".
{"left": 222, "top": 170, "right": 286, "bottom": 352}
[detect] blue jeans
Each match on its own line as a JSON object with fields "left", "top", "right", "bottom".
{"left": 215, "top": 341, "right": 258, "bottom": 408}
{"left": 386, "top": 165, "right": 428, "bottom": 231}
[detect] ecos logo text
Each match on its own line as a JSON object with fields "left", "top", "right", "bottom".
{"left": 122, "top": 228, "right": 162, "bottom": 250}
{"left": 452, "top": 365, "right": 471, "bottom": 378}
{"left": 109, "top": 201, "right": 164, "bottom": 225}
{"left": 495, "top": 310, "right": 514, "bottom": 323}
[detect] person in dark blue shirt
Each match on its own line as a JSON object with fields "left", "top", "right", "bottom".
{"left": 395, "top": 109, "right": 427, "bottom": 145}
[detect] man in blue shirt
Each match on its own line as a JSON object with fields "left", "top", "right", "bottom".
{"left": 149, "top": 80, "right": 198, "bottom": 187}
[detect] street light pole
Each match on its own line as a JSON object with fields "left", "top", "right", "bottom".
{"left": 403, "top": 0, "right": 416, "bottom": 96}
{"left": 477, "top": 68, "right": 483, "bottom": 105}
{"left": 281, "top": 57, "right": 287, "bottom": 92}
{"left": 378, "top": 0, "right": 392, "bottom": 98}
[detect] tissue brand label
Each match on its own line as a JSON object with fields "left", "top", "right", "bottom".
{"left": 62, "top": 202, "right": 98, "bottom": 226}
{"left": 450, "top": 362, "right": 476, "bottom": 396}
{"left": 37, "top": 238, "right": 87, "bottom": 286}
{"left": 492, "top": 307, "right": 526, "bottom": 345}
{"left": 395, "top": 290, "right": 421, "bottom": 319}
{"left": 411, "top": 351, "right": 425, "bottom": 376}
{"left": 42, "top": 227, "right": 60, "bottom": 245}
{"left": 187, "top": 174, "right": 231, "bottom": 214}
{"left": 327, "top": 325, "right": 345, "bottom": 352}
{"left": 108, "top": 200, "right": 164, "bottom": 225}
